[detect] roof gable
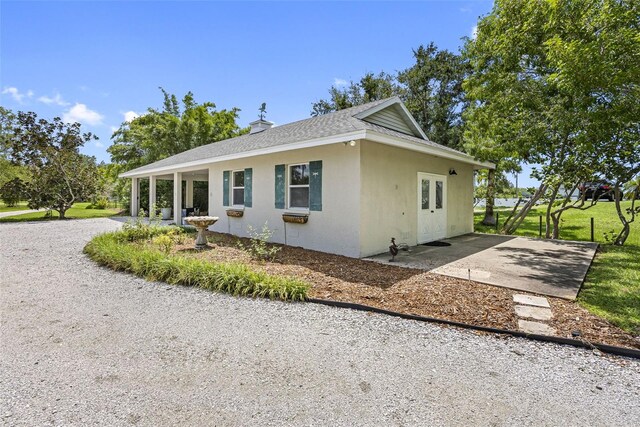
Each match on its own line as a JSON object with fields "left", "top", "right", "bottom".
{"left": 353, "top": 96, "right": 427, "bottom": 140}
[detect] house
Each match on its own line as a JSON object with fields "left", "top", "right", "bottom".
{"left": 120, "top": 96, "right": 493, "bottom": 258}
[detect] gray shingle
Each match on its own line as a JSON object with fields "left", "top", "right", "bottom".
{"left": 122, "top": 97, "right": 467, "bottom": 175}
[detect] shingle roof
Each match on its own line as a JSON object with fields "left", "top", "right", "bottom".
{"left": 122, "top": 97, "right": 468, "bottom": 176}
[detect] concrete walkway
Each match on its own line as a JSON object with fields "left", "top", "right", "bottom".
{"left": 0, "top": 209, "right": 39, "bottom": 219}
{"left": 366, "top": 233, "right": 598, "bottom": 300}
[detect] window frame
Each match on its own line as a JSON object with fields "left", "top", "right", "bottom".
{"left": 288, "top": 162, "right": 310, "bottom": 210}
{"left": 231, "top": 169, "right": 245, "bottom": 207}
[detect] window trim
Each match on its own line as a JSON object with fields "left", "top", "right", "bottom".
{"left": 288, "top": 162, "right": 310, "bottom": 210}
{"left": 231, "top": 169, "right": 245, "bottom": 207}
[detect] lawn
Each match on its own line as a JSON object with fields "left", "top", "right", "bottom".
{"left": 0, "top": 202, "right": 122, "bottom": 222}
{"left": 475, "top": 201, "right": 640, "bottom": 335}
{"left": 0, "top": 202, "right": 30, "bottom": 213}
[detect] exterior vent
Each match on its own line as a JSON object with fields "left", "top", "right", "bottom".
{"left": 249, "top": 119, "right": 274, "bottom": 134}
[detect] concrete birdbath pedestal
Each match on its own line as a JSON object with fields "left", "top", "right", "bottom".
{"left": 183, "top": 216, "right": 218, "bottom": 249}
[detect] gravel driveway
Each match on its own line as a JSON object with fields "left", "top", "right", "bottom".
{"left": 1, "top": 218, "right": 639, "bottom": 426}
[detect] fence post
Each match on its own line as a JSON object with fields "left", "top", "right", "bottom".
{"left": 496, "top": 212, "right": 499, "bottom": 231}
{"left": 591, "top": 217, "right": 595, "bottom": 242}
{"left": 539, "top": 215, "right": 543, "bottom": 237}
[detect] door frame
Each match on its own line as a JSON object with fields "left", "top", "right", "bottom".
{"left": 417, "top": 172, "right": 448, "bottom": 244}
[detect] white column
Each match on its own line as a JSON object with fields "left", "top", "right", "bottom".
{"left": 149, "top": 175, "right": 157, "bottom": 216}
{"left": 130, "top": 178, "right": 139, "bottom": 217}
{"left": 208, "top": 167, "right": 215, "bottom": 216}
{"left": 185, "top": 178, "right": 194, "bottom": 208}
{"left": 173, "top": 172, "right": 183, "bottom": 225}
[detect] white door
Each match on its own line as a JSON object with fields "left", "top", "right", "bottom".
{"left": 417, "top": 173, "right": 447, "bottom": 243}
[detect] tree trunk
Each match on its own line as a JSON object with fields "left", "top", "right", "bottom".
{"left": 502, "top": 183, "right": 547, "bottom": 234}
{"left": 614, "top": 181, "right": 636, "bottom": 246}
{"left": 545, "top": 184, "right": 560, "bottom": 238}
{"left": 481, "top": 168, "right": 496, "bottom": 226}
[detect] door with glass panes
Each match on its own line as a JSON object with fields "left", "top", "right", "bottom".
{"left": 417, "top": 173, "right": 447, "bottom": 243}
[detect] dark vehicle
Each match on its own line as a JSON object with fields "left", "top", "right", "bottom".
{"left": 579, "top": 182, "right": 615, "bottom": 201}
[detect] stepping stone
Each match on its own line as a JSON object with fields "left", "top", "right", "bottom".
{"left": 513, "top": 294, "right": 550, "bottom": 308}
{"left": 518, "top": 319, "right": 556, "bottom": 335}
{"left": 515, "top": 305, "right": 553, "bottom": 321}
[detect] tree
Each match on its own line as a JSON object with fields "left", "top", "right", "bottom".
{"left": 2, "top": 111, "right": 100, "bottom": 218}
{"left": 0, "top": 177, "right": 27, "bottom": 207}
{"left": 108, "top": 89, "right": 247, "bottom": 210}
{"left": 463, "top": 0, "right": 639, "bottom": 240}
{"left": 310, "top": 72, "right": 398, "bottom": 116}
{"left": 398, "top": 43, "right": 469, "bottom": 151}
{"left": 109, "top": 88, "right": 247, "bottom": 171}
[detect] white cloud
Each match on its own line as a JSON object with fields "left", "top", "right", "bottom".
{"left": 333, "top": 78, "right": 348, "bottom": 87}
{"left": 1, "top": 86, "right": 33, "bottom": 103}
{"left": 94, "top": 141, "right": 105, "bottom": 148}
{"left": 38, "top": 92, "right": 70, "bottom": 106}
{"left": 471, "top": 25, "right": 478, "bottom": 39}
{"left": 110, "top": 126, "right": 119, "bottom": 133}
{"left": 63, "top": 103, "right": 104, "bottom": 126}
{"left": 460, "top": 6, "right": 472, "bottom": 13}
{"left": 123, "top": 111, "right": 140, "bottom": 122}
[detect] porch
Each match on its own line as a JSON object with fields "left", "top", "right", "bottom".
{"left": 129, "top": 168, "right": 211, "bottom": 225}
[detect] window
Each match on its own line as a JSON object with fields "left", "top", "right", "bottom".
{"left": 436, "top": 180, "right": 443, "bottom": 209}
{"left": 232, "top": 170, "right": 245, "bottom": 206}
{"left": 421, "top": 179, "right": 430, "bottom": 210}
{"left": 289, "top": 163, "right": 309, "bottom": 209}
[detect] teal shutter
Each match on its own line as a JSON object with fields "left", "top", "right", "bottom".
{"left": 309, "top": 160, "right": 322, "bottom": 211}
{"left": 244, "top": 168, "right": 252, "bottom": 207}
{"left": 275, "top": 164, "right": 285, "bottom": 209}
{"left": 223, "top": 170, "right": 230, "bottom": 206}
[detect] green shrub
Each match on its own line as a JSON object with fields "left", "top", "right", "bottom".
{"left": 83, "top": 230, "right": 308, "bottom": 301}
{"left": 152, "top": 234, "right": 174, "bottom": 254}
{"left": 238, "top": 222, "right": 281, "bottom": 261}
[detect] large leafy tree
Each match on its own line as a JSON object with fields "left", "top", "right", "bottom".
{"left": 109, "top": 88, "right": 247, "bottom": 170}
{"left": 108, "top": 89, "right": 248, "bottom": 208}
{"left": 311, "top": 45, "right": 468, "bottom": 151}
{"left": 463, "top": 0, "right": 639, "bottom": 241}
{"left": 310, "top": 72, "right": 398, "bottom": 116}
{"left": 398, "top": 43, "right": 469, "bottom": 150}
{"left": 2, "top": 110, "right": 100, "bottom": 218}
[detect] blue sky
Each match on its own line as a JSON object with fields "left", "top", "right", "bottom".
{"left": 2, "top": 1, "right": 543, "bottom": 186}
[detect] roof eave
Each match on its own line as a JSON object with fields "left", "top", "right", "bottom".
{"left": 118, "top": 129, "right": 368, "bottom": 178}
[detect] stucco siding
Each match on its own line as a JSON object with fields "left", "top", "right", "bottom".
{"left": 359, "top": 141, "right": 475, "bottom": 257}
{"left": 205, "top": 143, "right": 362, "bottom": 257}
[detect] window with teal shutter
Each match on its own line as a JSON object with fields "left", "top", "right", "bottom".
{"left": 223, "top": 170, "right": 230, "bottom": 206}
{"left": 244, "top": 168, "right": 252, "bottom": 207}
{"left": 309, "top": 160, "right": 322, "bottom": 211}
{"left": 275, "top": 164, "right": 285, "bottom": 209}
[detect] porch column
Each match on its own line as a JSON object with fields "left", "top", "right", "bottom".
{"left": 173, "top": 172, "right": 183, "bottom": 225}
{"left": 130, "top": 178, "right": 139, "bottom": 217}
{"left": 185, "top": 178, "right": 194, "bottom": 208}
{"left": 149, "top": 175, "right": 157, "bottom": 216}
{"left": 208, "top": 167, "right": 215, "bottom": 216}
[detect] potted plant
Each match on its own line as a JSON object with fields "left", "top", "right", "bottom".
{"left": 157, "top": 195, "right": 172, "bottom": 220}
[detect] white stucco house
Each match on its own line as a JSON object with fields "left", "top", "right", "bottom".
{"left": 121, "top": 96, "right": 493, "bottom": 258}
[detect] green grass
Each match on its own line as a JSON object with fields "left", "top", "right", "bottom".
{"left": 0, "top": 202, "right": 30, "bottom": 213}
{"left": 579, "top": 245, "right": 640, "bottom": 334}
{"left": 0, "top": 202, "right": 121, "bottom": 222}
{"left": 474, "top": 200, "right": 639, "bottom": 245}
{"left": 475, "top": 201, "right": 640, "bottom": 334}
{"left": 83, "top": 227, "right": 309, "bottom": 302}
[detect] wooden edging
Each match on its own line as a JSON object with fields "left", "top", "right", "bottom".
{"left": 307, "top": 298, "right": 640, "bottom": 360}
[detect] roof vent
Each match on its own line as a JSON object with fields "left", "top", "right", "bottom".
{"left": 250, "top": 102, "right": 273, "bottom": 134}
{"left": 249, "top": 119, "right": 274, "bottom": 134}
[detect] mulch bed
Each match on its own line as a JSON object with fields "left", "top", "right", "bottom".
{"left": 173, "top": 231, "right": 639, "bottom": 350}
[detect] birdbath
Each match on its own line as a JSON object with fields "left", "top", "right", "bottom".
{"left": 184, "top": 216, "right": 218, "bottom": 249}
